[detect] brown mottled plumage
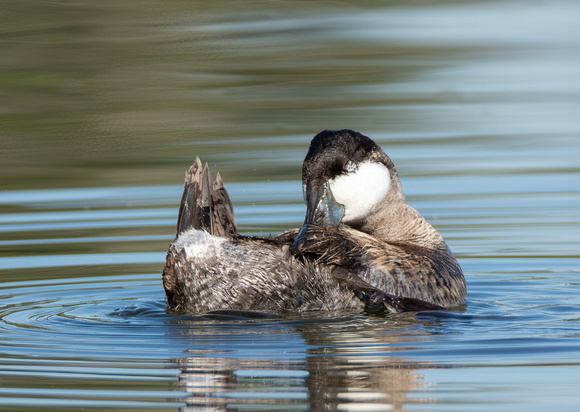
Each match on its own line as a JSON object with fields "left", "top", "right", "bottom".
{"left": 163, "top": 129, "right": 466, "bottom": 315}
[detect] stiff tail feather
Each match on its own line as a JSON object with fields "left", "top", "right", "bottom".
{"left": 175, "top": 157, "right": 237, "bottom": 238}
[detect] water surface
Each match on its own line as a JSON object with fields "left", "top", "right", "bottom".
{"left": 1, "top": 0, "right": 579, "bottom": 411}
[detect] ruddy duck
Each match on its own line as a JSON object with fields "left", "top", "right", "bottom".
{"left": 163, "top": 130, "right": 466, "bottom": 314}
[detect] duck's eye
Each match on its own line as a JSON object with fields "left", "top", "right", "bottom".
{"left": 344, "top": 161, "right": 356, "bottom": 173}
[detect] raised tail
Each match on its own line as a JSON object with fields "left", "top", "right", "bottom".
{"left": 175, "top": 157, "right": 237, "bottom": 238}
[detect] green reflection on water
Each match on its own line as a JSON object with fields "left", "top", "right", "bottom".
{"left": 1, "top": 0, "right": 501, "bottom": 190}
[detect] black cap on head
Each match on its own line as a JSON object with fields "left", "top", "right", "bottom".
{"left": 302, "top": 129, "right": 382, "bottom": 189}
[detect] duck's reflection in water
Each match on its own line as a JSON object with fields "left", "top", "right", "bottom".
{"left": 169, "top": 311, "right": 442, "bottom": 411}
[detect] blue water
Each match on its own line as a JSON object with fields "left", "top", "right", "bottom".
{"left": 1, "top": 0, "right": 579, "bottom": 410}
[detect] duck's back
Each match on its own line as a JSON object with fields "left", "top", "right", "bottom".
{"left": 163, "top": 229, "right": 365, "bottom": 313}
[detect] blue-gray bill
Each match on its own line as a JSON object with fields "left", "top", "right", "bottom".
{"left": 292, "top": 182, "right": 344, "bottom": 253}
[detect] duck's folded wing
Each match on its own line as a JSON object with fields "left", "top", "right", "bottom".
{"left": 291, "top": 224, "right": 465, "bottom": 309}
{"left": 330, "top": 267, "right": 444, "bottom": 313}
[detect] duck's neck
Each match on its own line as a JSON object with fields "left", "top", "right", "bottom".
{"left": 357, "top": 200, "right": 448, "bottom": 251}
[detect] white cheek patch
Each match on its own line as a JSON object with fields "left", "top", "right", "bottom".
{"left": 329, "top": 161, "right": 391, "bottom": 224}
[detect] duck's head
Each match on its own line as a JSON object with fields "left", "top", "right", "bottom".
{"left": 292, "top": 129, "right": 404, "bottom": 251}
